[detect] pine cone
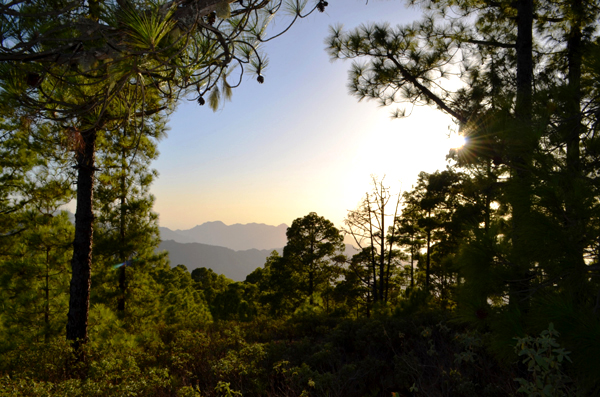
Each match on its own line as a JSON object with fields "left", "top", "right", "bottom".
{"left": 206, "top": 11, "right": 216, "bottom": 26}
{"left": 26, "top": 73, "right": 42, "bottom": 87}
{"left": 317, "top": 0, "right": 328, "bottom": 12}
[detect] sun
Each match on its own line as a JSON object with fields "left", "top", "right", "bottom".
{"left": 447, "top": 133, "right": 466, "bottom": 150}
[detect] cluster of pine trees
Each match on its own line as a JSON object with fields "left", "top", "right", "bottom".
{"left": 327, "top": 0, "right": 600, "bottom": 392}
{"left": 1, "top": 0, "right": 600, "bottom": 395}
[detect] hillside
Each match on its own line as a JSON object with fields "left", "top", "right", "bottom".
{"left": 159, "top": 240, "right": 360, "bottom": 281}
{"left": 158, "top": 240, "right": 278, "bottom": 281}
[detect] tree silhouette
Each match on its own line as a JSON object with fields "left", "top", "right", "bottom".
{"left": 284, "top": 212, "right": 344, "bottom": 306}
{"left": 343, "top": 177, "right": 401, "bottom": 304}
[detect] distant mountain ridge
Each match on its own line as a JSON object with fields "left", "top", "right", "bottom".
{"left": 159, "top": 240, "right": 278, "bottom": 281}
{"left": 158, "top": 221, "right": 359, "bottom": 281}
{"left": 159, "top": 240, "right": 359, "bottom": 282}
{"left": 159, "top": 221, "right": 288, "bottom": 251}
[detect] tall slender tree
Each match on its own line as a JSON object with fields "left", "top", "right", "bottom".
{"left": 92, "top": 109, "right": 168, "bottom": 323}
{"left": 394, "top": 200, "right": 424, "bottom": 289}
{"left": 328, "top": 3, "right": 600, "bottom": 382}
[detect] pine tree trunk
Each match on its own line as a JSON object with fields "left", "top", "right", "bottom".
{"left": 379, "top": 200, "right": 385, "bottom": 302}
{"left": 410, "top": 242, "right": 414, "bottom": 288}
{"left": 366, "top": 199, "right": 378, "bottom": 303}
{"left": 45, "top": 247, "right": 50, "bottom": 343}
{"left": 564, "top": 0, "right": 586, "bottom": 300}
{"left": 309, "top": 240, "right": 314, "bottom": 305}
{"left": 66, "top": 128, "right": 97, "bottom": 349}
{"left": 118, "top": 150, "right": 127, "bottom": 313}
{"left": 371, "top": 257, "right": 377, "bottom": 304}
{"left": 118, "top": 266, "right": 126, "bottom": 312}
{"left": 508, "top": 0, "right": 534, "bottom": 310}
{"left": 484, "top": 159, "right": 492, "bottom": 233}
{"left": 425, "top": 210, "right": 432, "bottom": 290}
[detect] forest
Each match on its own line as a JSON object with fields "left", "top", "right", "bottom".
{"left": 1, "top": 0, "right": 600, "bottom": 395}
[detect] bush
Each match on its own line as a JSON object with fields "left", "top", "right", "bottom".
{"left": 514, "top": 323, "right": 577, "bottom": 396}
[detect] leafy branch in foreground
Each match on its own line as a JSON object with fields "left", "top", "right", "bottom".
{"left": 514, "top": 323, "right": 576, "bottom": 396}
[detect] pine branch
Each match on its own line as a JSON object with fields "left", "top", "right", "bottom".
{"left": 386, "top": 54, "right": 467, "bottom": 124}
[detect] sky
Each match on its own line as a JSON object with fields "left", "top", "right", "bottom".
{"left": 151, "top": 0, "right": 462, "bottom": 231}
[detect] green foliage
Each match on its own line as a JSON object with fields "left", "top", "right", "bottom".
{"left": 250, "top": 251, "right": 303, "bottom": 316}
{"left": 193, "top": 267, "right": 232, "bottom": 304}
{"left": 0, "top": 336, "right": 170, "bottom": 396}
{"left": 160, "top": 266, "right": 213, "bottom": 329}
{"left": 328, "top": 2, "right": 600, "bottom": 393}
{"left": 211, "top": 282, "right": 259, "bottom": 321}
{"left": 401, "top": 170, "right": 465, "bottom": 297}
{"left": 214, "top": 381, "right": 242, "bottom": 397}
{"left": 283, "top": 212, "right": 345, "bottom": 306}
{"left": 0, "top": 210, "right": 73, "bottom": 345}
{"left": 245, "top": 213, "right": 346, "bottom": 317}
{"left": 192, "top": 267, "right": 260, "bottom": 321}
{"left": 87, "top": 304, "right": 137, "bottom": 350}
{"left": 1, "top": 0, "right": 328, "bottom": 350}
{"left": 514, "top": 324, "right": 577, "bottom": 397}
{"left": 0, "top": 307, "right": 573, "bottom": 397}
{"left": 0, "top": 104, "right": 75, "bottom": 346}
{"left": 119, "top": 3, "right": 176, "bottom": 51}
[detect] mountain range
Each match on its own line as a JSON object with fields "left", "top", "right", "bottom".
{"left": 159, "top": 221, "right": 288, "bottom": 251}
{"left": 158, "top": 221, "right": 286, "bottom": 281}
{"left": 158, "top": 221, "right": 358, "bottom": 281}
{"left": 159, "top": 240, "right": 278, "bottom": 281}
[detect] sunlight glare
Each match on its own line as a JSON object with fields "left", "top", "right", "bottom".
{"left": 447, "top": 133, "right": 466, "bottom": 150}
{"left": 342, "top": 108, "right": 456, "bottom": 217}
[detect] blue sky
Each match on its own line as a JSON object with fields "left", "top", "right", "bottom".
{"left": 151, "top": 0, "right": 460, "bottom": 230}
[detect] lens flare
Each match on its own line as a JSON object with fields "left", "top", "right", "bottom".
{"left": 448, "top": 134, "right": 466, "bottom": 149}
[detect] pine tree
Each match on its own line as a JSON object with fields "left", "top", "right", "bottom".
{"left": 91, "top": 98, "right": 168, "bottom": 327}
{"left": 0, "top": 115, "right": 74, "bottom": 345}
{"left": 394, "top": 196, "right": 425, "bottom": 289}
{"left": 328, "top": 1, "right": 600, "bottom": 386}
{"left": 284, "top": 212, "right": 345, "bottom": 306}
{"left": 0, "top": 211, "right": 73, "bottom": 345}
{"left": 156, "top": 265, "right": 212, "bottom": 329}
{"left": 326, "top": 0, "right": 538, "bottom": 312}
{"left": 192, "top": 267, "right": 232, "bottom": 308}
{"left": 399, "top": 169, "right": 467, "bottom": 302}
{"left": 1, "top": 0, "right": 328, "bottom": 348}
{"left": 247, "top": 251, "right": 300, "bottom": 316}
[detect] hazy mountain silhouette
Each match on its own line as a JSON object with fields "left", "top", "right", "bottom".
{"left": 159, "top": 221, "right": 288, "bottom": 251}
{"left": 159, "top": 240, "right": 279, "bottom": 281}
{"left": 159, "top": 239, "right": 360, "bottom": 282}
